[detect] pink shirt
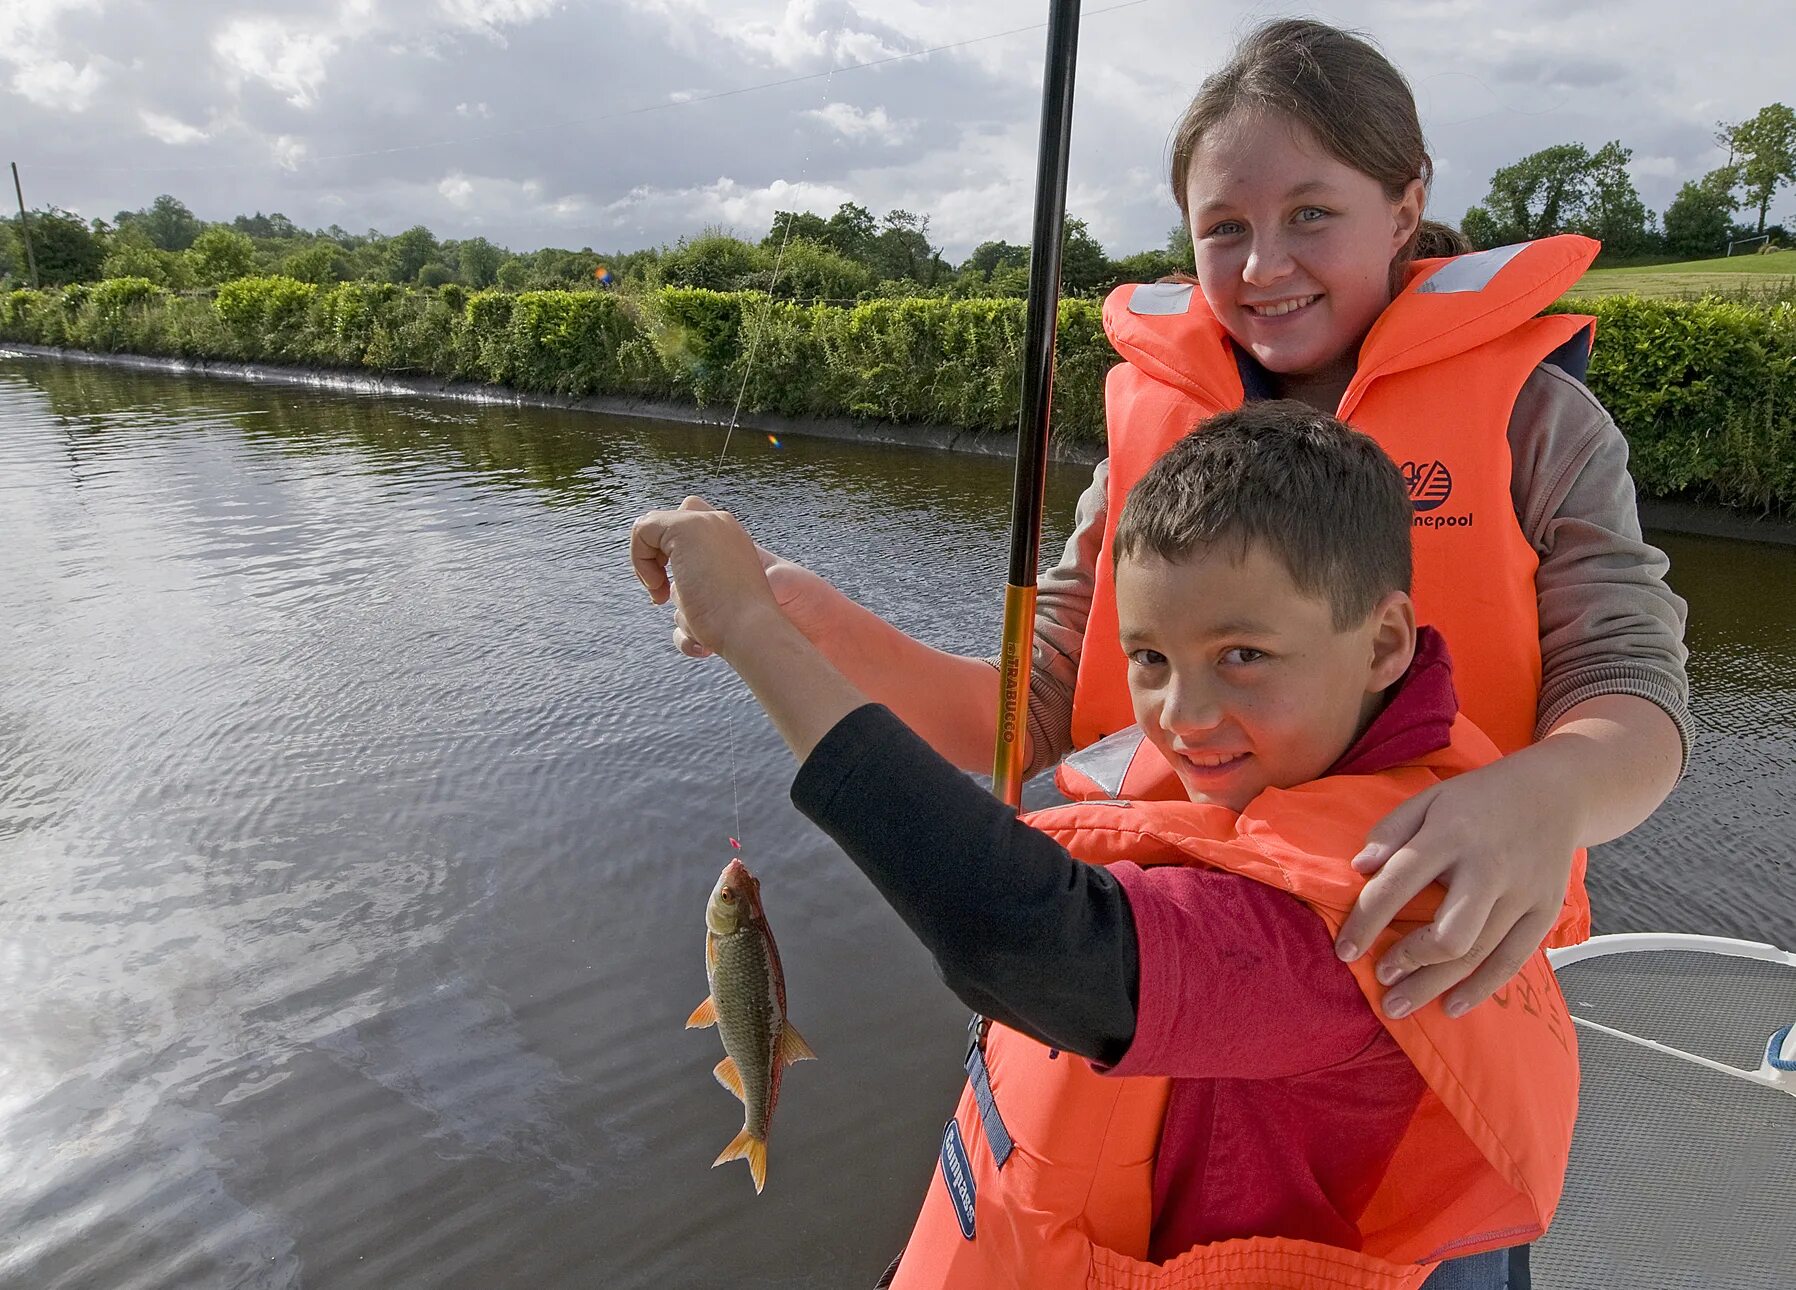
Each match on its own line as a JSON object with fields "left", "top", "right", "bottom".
{"left": 1103, "top": 628, "right": 1456, "bottom": 1261}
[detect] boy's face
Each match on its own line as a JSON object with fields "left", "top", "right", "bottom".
{"left": 1116, "top": 541, "right": 1414, "bottom": 812}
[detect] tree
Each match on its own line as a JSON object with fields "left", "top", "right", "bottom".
{"left": 101, "top": 226, "right": 191, "bottom": 286}
{"left": 658, "top": 231, "right": 766, "bottom": 290}
{"left": 822, "top": 202, "right": 878, "bottom": 264}
{"left": 1662, "top": 166, "right": 1740, "bottom": 257}
{"left": 1465, "top": 143, "right": 1597, "bottom": 245}
{"left": 962, "top": 239, "right": 1030, "bottom": 279}
{"left": 115, "top": 194, "right": 202, "bottom": 252}
{"left": 453, "top": 236, "right": 506, "bottom": 288}
{"left": 230, "top": 210, "right": 301, "bottom": 240}
{"left": 416, "top": 262, "right": 458, "bottom": 288}
{"left": 1059, "top": 216, "right": 1110, "bottom": 294}
{"left": 752, "top": 238, "right": 872, "bottom": 300}
{"left": 381, "top": 225, "right": 441, "bottom": 284}
{"left": 761, "top": 210, "right": 830, "bottom": 250}
{"left": 1166, "top": 223, "right": 1195, "bottom": 274}
{"left": 1724, "top": 103, "right": 1796, "bottom": 236}
{"left": 869, "top": 209, "right": 944, "bottom": 284}
{"left": 184, "top": 226, "right": 257, "bottom": 285}
{"left": 1579, "top": 141, "right": 1654, "bottom": 255}
{"left": 280, "top": 242, "right": 350, "bottom": 284}
{"left": 15, "top": 207, "right": 105, "bottom": 284}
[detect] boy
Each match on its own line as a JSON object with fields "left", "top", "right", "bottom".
{"left": 630, "top": 402, "right": 1578, "bottom": 1289}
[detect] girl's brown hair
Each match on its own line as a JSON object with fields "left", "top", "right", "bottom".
{"left": 1170, "top": 19, "right": 1464, "bottom": 283}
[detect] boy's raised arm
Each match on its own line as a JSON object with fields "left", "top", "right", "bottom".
{"left": 631, "top": 499, "right": 865, "bottom": 762}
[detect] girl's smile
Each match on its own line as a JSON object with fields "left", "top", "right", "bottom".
{"left": 1184, "top": 110, "right": 1422, "bottom": 404}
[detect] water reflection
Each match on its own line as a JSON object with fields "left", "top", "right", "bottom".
{"left": 0, "top": 355, "right": 1790, "bottom": 1289}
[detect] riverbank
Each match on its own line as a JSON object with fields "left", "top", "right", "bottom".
{"left": 0, "top": 341, "right": 1104, "bottom": 466}
{"left": 12, "top": 341, "right": 1796, "bottom": 545}
{"left": 6, "top": 277, "right": 1796, "bottom": 515}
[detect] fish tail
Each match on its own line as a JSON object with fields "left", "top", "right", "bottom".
{"left": 713, "top": 1126, "right": 768, "bottom": 1194}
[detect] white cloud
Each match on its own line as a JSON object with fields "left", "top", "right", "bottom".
{"left": 455, "top": 100, "right": 492, "bottom": 117}
{"left": 272, "top": 135, "right": 309, "bottom": 170}
{"left": 435, "top": 0, "right": 561, "bottom": 43}
{"left": 9, "top": 56, "right": 104, "bottom": 110}
{"left": 594, "top": 176, "right": 857, "bottom": 240}
{"left": 214, "top": 18, "right": 338, "bottom": 108}
{"left": 0, "top": 0, "right": 106, "bottom": 111}
{"left": 438, "top": 172, "right": 476, "bottom": 206}
{"left": 140, "top": 109, "right": 209, "bottom": 145}
{"left": 805, "top": 102, "right": 912, "bottom": 144}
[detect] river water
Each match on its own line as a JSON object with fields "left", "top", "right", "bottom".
{"left": 0, "top": 357, "right": 1790, "bottom": 1289}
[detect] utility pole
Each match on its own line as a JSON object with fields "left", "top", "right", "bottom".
{"left": 10, "top": 162, "right": 40, "bottom": 288}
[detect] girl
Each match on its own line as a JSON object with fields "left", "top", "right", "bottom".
{"left": 669, "top": 19, "right": 1688, "bottom": 1283}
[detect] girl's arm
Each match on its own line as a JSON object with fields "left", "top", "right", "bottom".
{"left": 664, "top": 463, "right": 1106, "bottom": 774}
{"left": 1335, "top": 368, "right": 1691, "bottom": 1017}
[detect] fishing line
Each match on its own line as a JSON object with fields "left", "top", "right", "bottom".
{"left": 710, "top": 9, "right": 851, "bottom": 856}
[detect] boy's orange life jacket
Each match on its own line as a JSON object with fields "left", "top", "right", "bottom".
{"left": 891, "top": 718, "right": 1580, "bottom": 1290}
{"left": 1063, "top": 235, "right": 1600, "bottom": 944}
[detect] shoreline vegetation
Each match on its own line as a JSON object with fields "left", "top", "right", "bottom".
{"left": 4, "top": 274, "right": 1795, "bottom": 518}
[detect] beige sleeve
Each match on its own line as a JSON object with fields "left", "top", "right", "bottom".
{"left": 1508, "top": 364, "right": 1693, "bottom": 769}
{"left": 979, "top": 460, "right": 1106, "bottom": 777}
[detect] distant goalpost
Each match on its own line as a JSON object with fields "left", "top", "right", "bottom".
{"left": 1726, "top": 232, "right": 1772, "bottom": 256}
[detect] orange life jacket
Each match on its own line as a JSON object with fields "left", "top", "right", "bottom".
{"left": 1061, "top": 236, "right": 1599, "bottom": 946}
{"left": 891, "top": 718, "right": 1580, "bottom": 1290}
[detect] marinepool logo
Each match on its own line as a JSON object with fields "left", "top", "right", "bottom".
{"left": 1401, "top": 459, "right": 1473, "bottom": 529}
{"left": 939, "top": 1119, "right": 978, "bottom": 1240}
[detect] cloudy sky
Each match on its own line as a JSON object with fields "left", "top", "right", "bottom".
{"left": 3, "top": 0, "right": 1792, "bottom": 261}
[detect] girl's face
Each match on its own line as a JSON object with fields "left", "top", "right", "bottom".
{"left": 1184, "top": 110, "right": 1423, "bottom": 394}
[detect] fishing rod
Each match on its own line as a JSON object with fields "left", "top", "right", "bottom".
{"left": 992, "top": 0, "right": 1081, "bottom": 808}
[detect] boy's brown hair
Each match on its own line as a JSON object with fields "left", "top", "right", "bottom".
{"left": 1114, "top": 401, "right": 1413, "bottom": 629}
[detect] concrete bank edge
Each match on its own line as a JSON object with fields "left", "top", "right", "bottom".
{"left": 8, "top": 343, "right": 1795, "bottom": 545}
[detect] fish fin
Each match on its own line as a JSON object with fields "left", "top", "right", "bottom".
{"left": 705, "top": 934, "right": 716, "bottom": 972}
{"left": 685, "top": 996, "right": 717, "bottom": 1029}
{"left": 712, "top": 1056, "right": 745, "bottom": 1102}
{"left": 779, "top": 1023, "right": 817, "bottom": 1065}
{"left": 712, "top": 1127, "right": 768, "bottom": 1194}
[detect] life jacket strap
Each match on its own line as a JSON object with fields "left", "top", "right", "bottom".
{"left": 964, "top": 1015, "right": 1014, "bottom": 1168}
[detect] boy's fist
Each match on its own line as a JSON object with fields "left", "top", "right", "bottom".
{"left": 630, "top": 497, "right": 782, "bottom": 657}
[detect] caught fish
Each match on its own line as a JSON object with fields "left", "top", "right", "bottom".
{"left": 686, "top": 856, "right": 815, "bottom": 1193}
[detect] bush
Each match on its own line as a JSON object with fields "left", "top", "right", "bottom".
{"left": 214, "top": 275, "right": 319, "bottom": 360}
{"left": 7, "top": 276, "right": 1796, "bottom": 513}
{"left": 1553, "top": 293, "right": 1796, "bottom": 509}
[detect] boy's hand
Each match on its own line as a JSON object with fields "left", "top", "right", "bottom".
{"left": 631, "top": 497, "right": 784, "bottom": 659}
{"left": 1332, "top": 754, "right": 1576, "bottom": 1020}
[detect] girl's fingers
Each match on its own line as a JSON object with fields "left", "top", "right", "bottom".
{"left": 1334, "top": 841, "right": 1444, "bottom": 962}
{"left": 1373, "top": 878, "right": 1503, "bottom": 983}
{"left": 1380, "top": 900, "right": 1524, "bottom": 1018}
{"left": 1352, "top": 788, "right": 1435, "bottom": 875}
{"left": 1442, "top": 908, "right": 1558, "bottom": 1015}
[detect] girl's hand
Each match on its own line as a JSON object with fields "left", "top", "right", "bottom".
{"left": 630, "top": 497, "right": 783, "bottom": 658}
{"left": 1332, "top": 755, "right": 1578, "bottom": 1019}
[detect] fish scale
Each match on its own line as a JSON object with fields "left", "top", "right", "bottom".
{"left": 686, "top": 856, "right": 815, "bottom": 1193}
{"left": 710, "top": 926, "right": 779, "bottom": 1138}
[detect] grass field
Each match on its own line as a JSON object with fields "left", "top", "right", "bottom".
{"left": 1567, "top": 249, "right": 1796, "bottom": 300}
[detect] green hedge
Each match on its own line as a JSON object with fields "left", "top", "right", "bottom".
{"left": 5, "top": 278, "right": 1795, "bottom": 511}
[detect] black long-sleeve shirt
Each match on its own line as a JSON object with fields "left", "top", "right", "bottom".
{"left": 791, "top": 702, "right": 1139, "bottom": 1063}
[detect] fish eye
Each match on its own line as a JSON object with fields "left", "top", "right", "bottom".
{"left": 720, "top": 887, "right": 735, "bottom": 902}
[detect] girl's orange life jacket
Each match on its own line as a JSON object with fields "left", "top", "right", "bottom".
{"left": 891, "top": 718, "right": 1580, "bottom": 1290}
{"left": 1061, "top": 235, "right": 1601, "bottom": 946}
